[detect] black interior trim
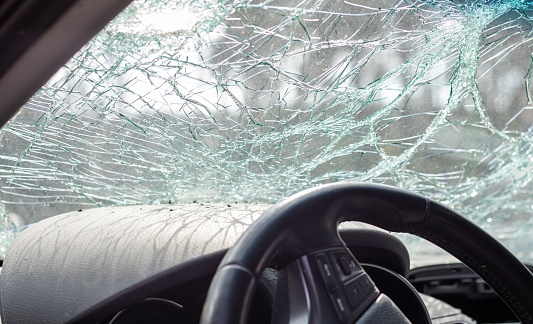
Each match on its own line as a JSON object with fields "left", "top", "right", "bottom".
{"left": 0, "top": 0, "right": 76, "bottom": 78}
{"left": 0, "top": 0, "right": 133, "bottom": 129}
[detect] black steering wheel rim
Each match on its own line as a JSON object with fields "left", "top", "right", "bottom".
{"left": 200, "top": 183, "right": 533, "bottom": 323}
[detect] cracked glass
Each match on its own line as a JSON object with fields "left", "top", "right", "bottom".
{"left": 1, "top": 0, "right": 533, "bottom": 266}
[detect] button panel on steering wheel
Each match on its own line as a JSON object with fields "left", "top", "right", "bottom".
{"left": 311, "top": 248, "right": 379, "bottom": 323}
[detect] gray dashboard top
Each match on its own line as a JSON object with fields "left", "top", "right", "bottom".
{"left": 0, "top": 203, "right": 271, "bottom": 323}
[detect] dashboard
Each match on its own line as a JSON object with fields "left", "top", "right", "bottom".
{"left": 0, "top": 203, "right": 519, "bottom": 323}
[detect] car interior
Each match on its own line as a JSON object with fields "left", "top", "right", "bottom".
{"left": 1, "top": 0, "right": 533, "bottom": 323}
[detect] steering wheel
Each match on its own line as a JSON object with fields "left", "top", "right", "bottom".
{"left": 199, "top": 183, "right": 533, "bottom": 323}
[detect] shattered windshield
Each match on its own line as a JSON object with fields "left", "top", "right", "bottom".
{"left": 1, "top": 0, "right": 533, "bottom": 266}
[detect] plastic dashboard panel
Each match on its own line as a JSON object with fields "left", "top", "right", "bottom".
{"left": 0, "top": 204, "right": 411, "bottom": 323}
